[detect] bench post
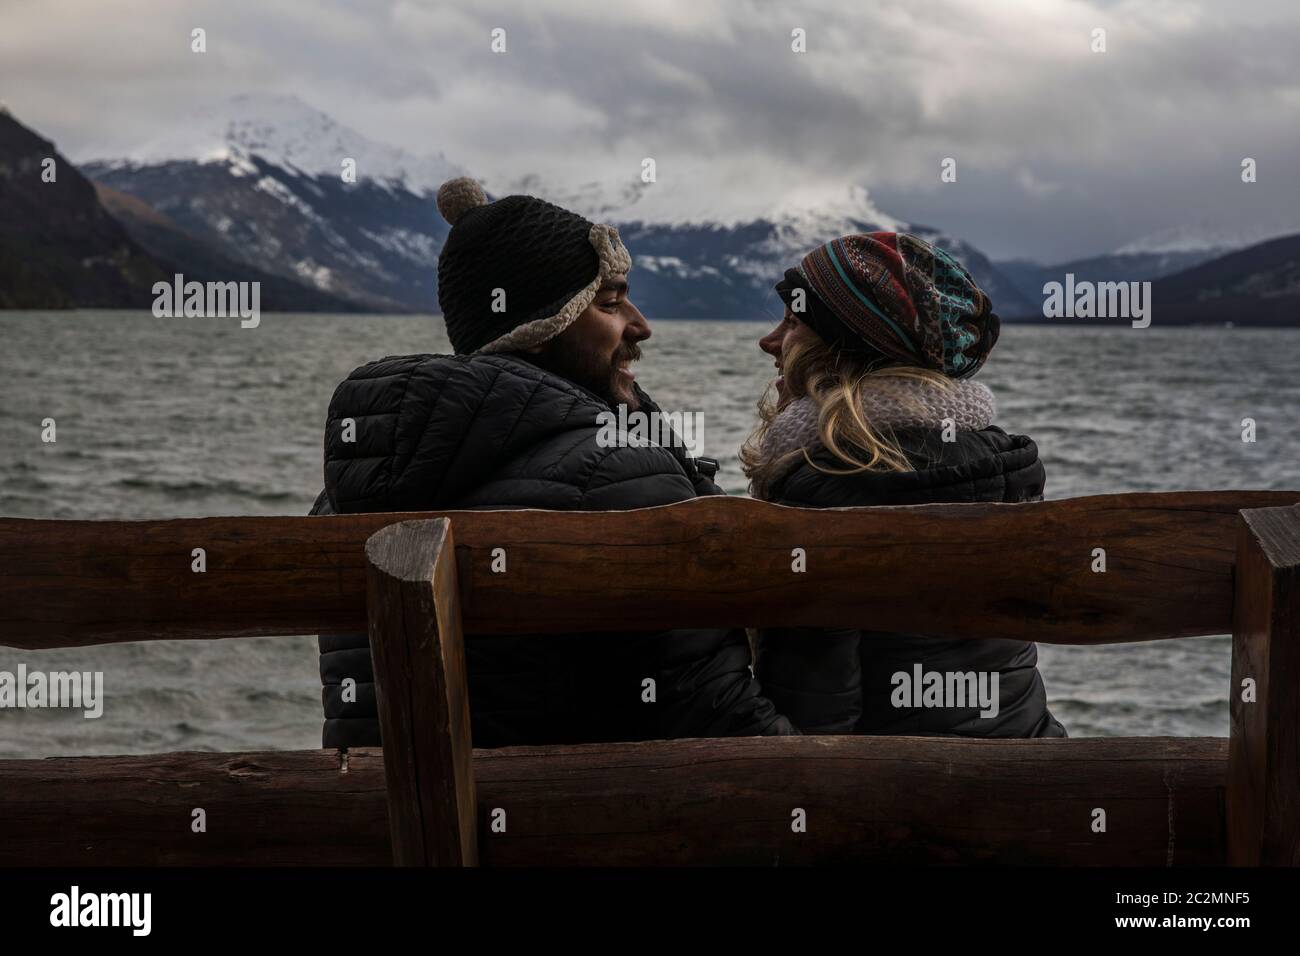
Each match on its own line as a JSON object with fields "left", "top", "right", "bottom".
{"left": 1227, "top": 505, "right": 1300, "bottom": 865}
{"left": 365, "top": 518, "right": 478, "bottom": 866}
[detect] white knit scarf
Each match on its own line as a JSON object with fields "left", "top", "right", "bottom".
{"left": 753, "top": 378, "right": 997, "bottom": 499}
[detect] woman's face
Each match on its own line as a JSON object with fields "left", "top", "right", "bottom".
{"left": 759, "top": 307, "right": 821, "bottom": 397}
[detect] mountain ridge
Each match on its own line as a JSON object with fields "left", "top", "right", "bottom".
{"left": 82, "top": 93, "right": 1034, "bottom": 318}
{"left": 0, "top": 110, "right": 166, "bottom": 308}
{"left": 10, "top": 93, "right": 1298, "bottom": 324}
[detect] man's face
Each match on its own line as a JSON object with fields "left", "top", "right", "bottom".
{"left": 529, "top": 275, "right": 650, "bottom": 410}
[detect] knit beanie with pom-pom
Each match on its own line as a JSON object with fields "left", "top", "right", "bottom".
{"left": 434, "top": 176, "right": 632, "bottom": 355}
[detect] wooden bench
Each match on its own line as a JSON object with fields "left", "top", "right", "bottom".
{"left": 1, "top": 491, "right": 1297, "bottom": 866}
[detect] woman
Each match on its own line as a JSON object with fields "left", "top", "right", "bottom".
{"left": 742, "top": 231, "right": 1065, "bottom": 738}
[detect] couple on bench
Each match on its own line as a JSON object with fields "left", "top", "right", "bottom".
{"left": 310, "top": 176, "right": 1066, "bottom": 748}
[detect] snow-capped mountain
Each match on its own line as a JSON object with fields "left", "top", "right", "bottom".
{"left": 996, "top": 226, "right": 1300, "bottom": 325}
{"left": 1151, "top": 232, "right": 1300, "bottom": 325}
{"left": 83, "top": 93, "right": 1031, "bottom": 316}
{"left": 497, "top": 174, "right": 1032, "bottom": 318}
{"left": 1, "top": 105, "right": 372, "bottom": 311}
{"left": 615, "top": 205, "right": 1032, "bottom": 320}
{"left": 93, "top": 93, "right": 461, "bottom": 196}
{"left": 1115, "top": 221, "right": 1298, "bottom": 257}
{"left": 995, "top": 249, "right": 1223, "bottom": 310}
{"left": 85, "top": 94, "right": 461, "bottom": 312}
{"left": 997, "top": 219, "right": 1300, "bottom": 312}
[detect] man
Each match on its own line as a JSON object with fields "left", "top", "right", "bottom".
{"left": 310, "top": 176, "right": 796, "bottom": 748}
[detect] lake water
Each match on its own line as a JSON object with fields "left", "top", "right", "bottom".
{"left": 1, "top": 312, "right": 1297, "bottom": 757}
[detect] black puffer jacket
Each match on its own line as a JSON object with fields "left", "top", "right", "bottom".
{"left": 312, "top": 351, "right": 797, "bottom": 748}
{"left": 756, "top": 426, "right": 1067, "bottom": 738}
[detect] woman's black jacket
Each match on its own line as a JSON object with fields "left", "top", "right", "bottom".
{"left": 756, "top": 426, "right": 1067, "bottom": 738}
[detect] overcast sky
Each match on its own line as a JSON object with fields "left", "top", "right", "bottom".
{"left": 3, "top": 0, "right": 1299, "bottom": 261}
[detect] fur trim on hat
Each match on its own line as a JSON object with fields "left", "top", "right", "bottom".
{"left": 475, "top": 223, "right": 632, "bottom": 355}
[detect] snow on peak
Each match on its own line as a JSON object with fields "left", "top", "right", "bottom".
{"left": 1115, "top": 221, "right": 1297, "bottom": 256}
{"left": 762, "top": 184, "right": 906, "bottom": 246}
{"left": 103, "top": 92, "right": 460, "bottom": 195}
{"left": 487, "top": 171, "right": 907, "bottom": 235}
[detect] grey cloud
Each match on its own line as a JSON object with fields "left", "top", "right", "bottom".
{"left": 2, "top": 0, "right": 1298, "bottom": 261}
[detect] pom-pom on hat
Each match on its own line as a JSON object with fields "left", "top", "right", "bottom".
{"left": 434, "top": 176, "right": 631, "bottom": 355}
{"left": 436, "top": 176, "right": 488, "bottom": 226}
{"left": 776, "top": 232, "right": 1000, "bottom": 379}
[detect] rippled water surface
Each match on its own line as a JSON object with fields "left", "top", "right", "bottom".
{"left": 2, "top": 313, "right": 1297, "bottom": 756}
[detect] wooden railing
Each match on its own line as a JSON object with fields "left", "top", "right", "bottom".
{"left": 0, "top": 491, "right": 1297, "bottom": 866}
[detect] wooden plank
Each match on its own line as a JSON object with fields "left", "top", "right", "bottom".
{"left": 0, "top": 737, "right": 1227, "bottom": 867}
{"left": 0, "top": 750, "right": 390, "bottom": 866}
{"left": 366, "top": 519, "right": 477, "bottom": 866}
{"left": 1227, "top": 505, "right": 1300, "bottom": 865}
{"left": 2, "top": 491, "right": 1296, "bottom": 649}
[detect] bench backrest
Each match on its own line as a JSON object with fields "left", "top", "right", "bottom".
{"left": 2, "top": 490, "right": 1296, "bottom": 649}
{"left": 2, "top": 491, "right": 1297, "bottom": 868}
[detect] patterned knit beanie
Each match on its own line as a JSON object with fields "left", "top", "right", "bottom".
{"left": 775, "top": 232, "right": 999, "bottom": 379}
{"left": 435, "top": 177, "right": 632, "bottom": 355}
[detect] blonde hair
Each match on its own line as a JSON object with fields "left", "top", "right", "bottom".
{"left": 740, "top": 334, "right": 953, "bottom": 497}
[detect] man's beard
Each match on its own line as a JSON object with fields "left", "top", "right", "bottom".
{"left": 529, "top": 335, "right": 643, "bottom": 411}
